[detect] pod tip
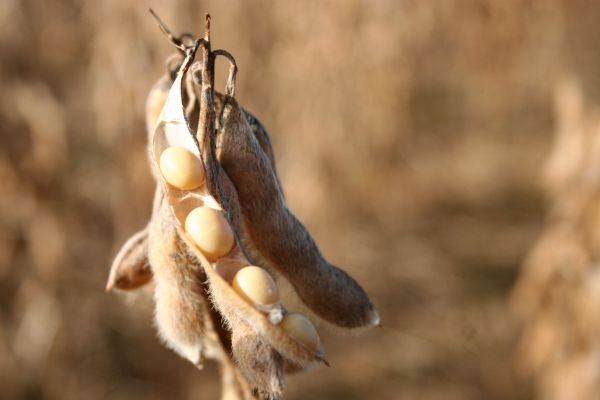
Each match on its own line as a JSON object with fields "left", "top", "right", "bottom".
{"left": 368, "top": 309, "right": 382, "bottom": 328}
{"left": 105, "top": 276, "right": 115, "bottom": 292}
{"left": 315, "top": 352, "right": 330, "bottom": 367}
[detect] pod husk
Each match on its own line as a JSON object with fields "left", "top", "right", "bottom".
{"left": 150, "top": 48, "right": 325, "bottom": 392}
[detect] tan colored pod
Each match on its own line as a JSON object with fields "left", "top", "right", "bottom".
{"left": 232, "top": 266, "right": 279, "bottom": 307}
{"left": 106, "top": 227, "right": 151, "bottom": 291}
{"left": 146, "top": 40, "right": 327, "bottom": 399}
{"left": 185, "top": 206, "right": 234, "bottom": 260}
{"left": 280, "top": 313, "right": 320, "bottom": 353}
{"left": 159, "top": 146, "right": 205, "bottom": 190}
{"left": 217, "top": 96, "right": 378, "bottom": 329}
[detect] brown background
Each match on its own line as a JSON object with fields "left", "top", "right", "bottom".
{"left": 1, "top": 1, "right": 598, "bottom": 399}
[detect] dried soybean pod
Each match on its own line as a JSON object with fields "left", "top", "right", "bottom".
{"left": 165, "top": 42, "right": 291, "bottom": 395}
{"left": 191, "top": 43, "right": 330, "bottom": 369}
{"left": 145, "top": 15, "right": 330, "bottom": 399}
{"left": 151, "top": 32, "right": 325, "bottom": 380}
{"left": 189, "top": 51, "right": 331, "bottom": 364}
{"left": 217, "top": 88, "right": 378, "bottom": 329}
{"left": 109, "top": 12, "right": 307, "bottom": 399}
{"left": 106, "top": 227, "right": 152, "bottom": 291}
{"left": 146, "top": 56, "right": 280, "bottom": 232}
{"left": 140, "top": 66, "right": 283, "bottom": 293}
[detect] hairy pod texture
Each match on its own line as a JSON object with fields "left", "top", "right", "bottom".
{"left": 106, "top": 227, "right": 151, "bottom": 291}
{"left": 217, "top": 96, "right": 379, "bottom": 329}
{"left": 109, "top": 65, "right": 281, "bottom": 293}
{"left": 150, "top": 45, "right": 325, "bottom": 398}
{"left": 108, "top": 16, "right": 378, "bottom": 399}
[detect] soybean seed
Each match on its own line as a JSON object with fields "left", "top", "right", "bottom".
{"left": 232, "top": 266, "right": 279, "bottom": 306}
{"left": 159, "top": 147, "right": 205, "bottom": 190}
{"left": 280, "top": 313, "right": 320, "bottom": 352}
{"left": 185, "top": 206, "right": 234, "bottom": 260}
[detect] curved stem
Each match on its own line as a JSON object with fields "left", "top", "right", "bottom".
{"left": 213, "top": 49, "right": 238, "bottom": 97}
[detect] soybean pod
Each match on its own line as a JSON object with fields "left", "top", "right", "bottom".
{"left": 216, "top": 64, "right": 378, "bottom": 329}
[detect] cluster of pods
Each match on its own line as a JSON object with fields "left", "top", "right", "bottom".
{"left": 158, "top": 142, "right": 321, "bottom": 355}
{"left": 107, "top": 13, "right": 378, "bottom": 399}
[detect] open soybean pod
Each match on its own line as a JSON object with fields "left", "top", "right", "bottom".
{"left": 149, "top": 40, "right": 326, "bottom": 397}
{"left": 109, "top": 52, "right": 283, "bottom": 294}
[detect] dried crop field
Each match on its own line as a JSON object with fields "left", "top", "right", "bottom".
{"left": 1, "top": 1, "right": 600, "bottom": 399}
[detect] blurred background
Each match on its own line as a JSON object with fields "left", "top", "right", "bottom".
{"left": 3, "top": 0, "right": 600, "bottom": 399}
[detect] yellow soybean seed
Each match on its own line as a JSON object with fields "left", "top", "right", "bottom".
{"left": 280, "top": 313, "right": 320, "bottom": 352}
{"left": 185, "top": 207, "right": 234, "bottom": 260}
{"left": 232, "top": 266, "right": 279, "bottom": 306}
{"left": 159, "top": 147, "right": 205, "bottom": 190}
